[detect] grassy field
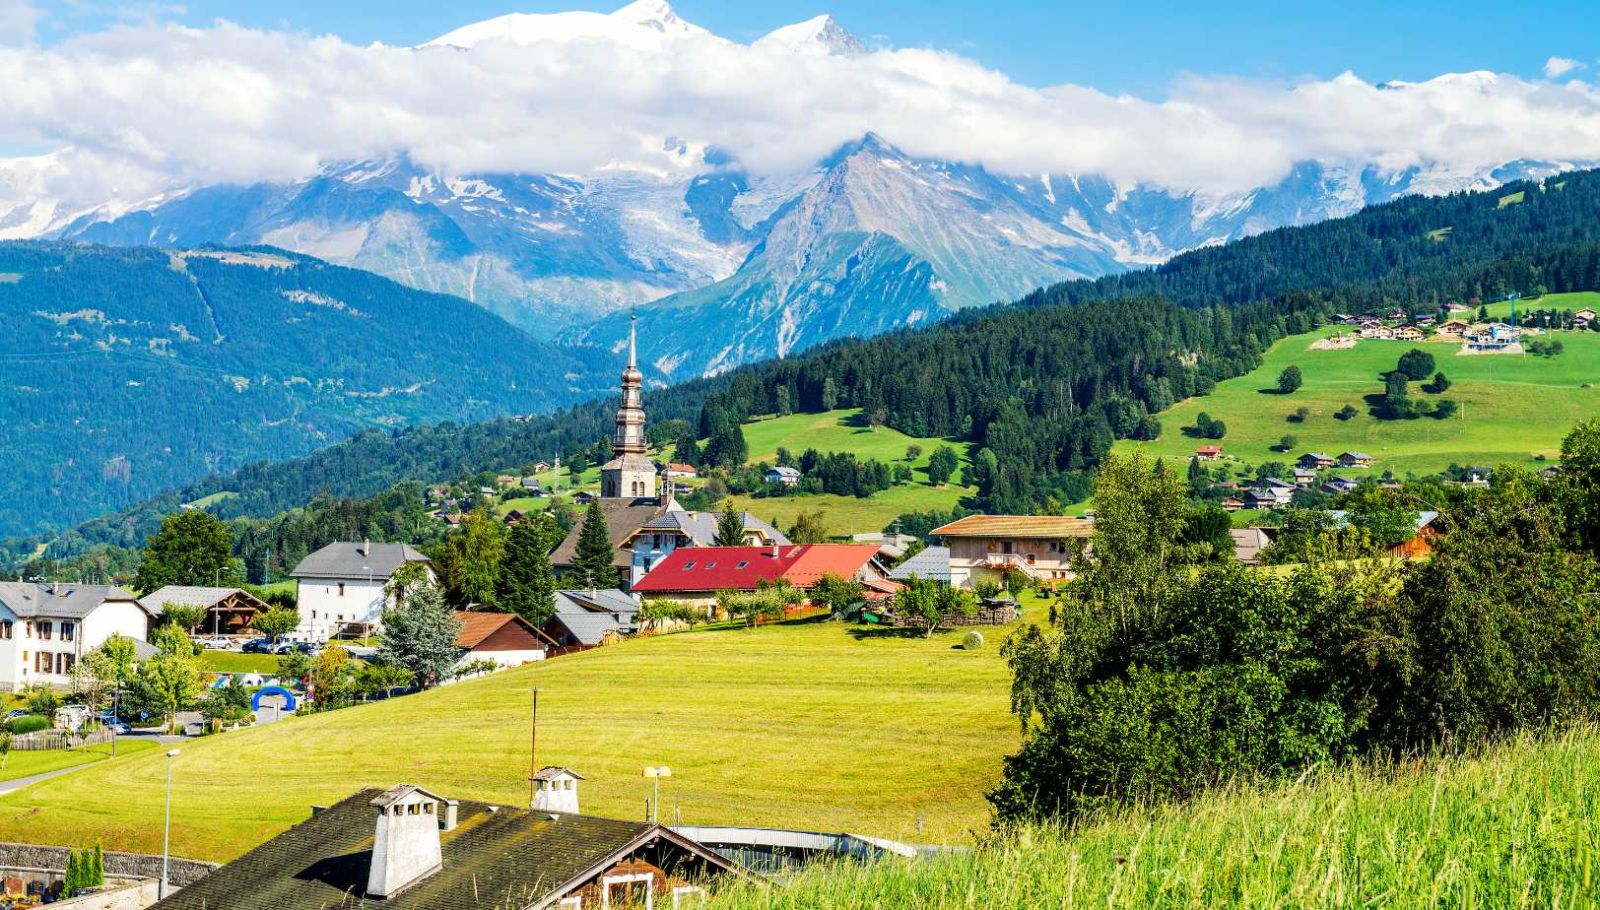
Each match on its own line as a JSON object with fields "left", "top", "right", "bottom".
{"left": 706, "top": 726, "right": 1600, "bottom": 909}
{"left": 0, "top": 739, "right": 159, "bottom": 784}
{"left": 716, "top": 410, "right": 974, "bottom": 537}
{"left": 0, "top": 606, "right": 1039, "bottom": 861}
{"left": 1117, "top": 294, "right": 1600, "bottom": 477}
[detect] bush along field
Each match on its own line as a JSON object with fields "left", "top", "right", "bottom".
{"left": 1117, "top": 294, "right": 1600, "bottom": 478}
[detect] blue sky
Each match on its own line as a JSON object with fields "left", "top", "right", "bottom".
{"left": 34, "top": 0, "right": 1598, "bottom": 93}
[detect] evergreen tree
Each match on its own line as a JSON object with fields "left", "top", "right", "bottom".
{"left": 1380, "top": 371, "right": 1413, "bottom": 419}
{"left": 820, "top": 376, "right": 839, "bottom": 411}
{"left": 435, "top": 506, "right": 506, "bottom": 607}
{"left": 673, "top": 425, "right": 702, "bottom": 467}
{"left": 714, "top": 502, "right": 747, "bottom": 547}
{"left": 133, "top": 510, "right": 235, "bottom": 595}
{"left": 377, "top": 585, "right": 463, "bottom": 689}
{"left": 497, "top": 516, "right": 558, "bottom": 624}
{"left": 571, "top": 500, "right": 618, "bottom": 589}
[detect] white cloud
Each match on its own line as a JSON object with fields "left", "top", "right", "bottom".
{"left": 1, "top": 7, "right": 1599, "bottom": 210}
{"left": 0, "top": 0, "right": 40, "bottom": 46}
{"left": 1545, "top": 56, "right": 1584, "bottom": 79}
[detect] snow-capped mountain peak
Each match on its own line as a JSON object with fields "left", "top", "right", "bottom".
{"left": 754, "top": 14, "right": 867, "bottom": 57}
{"left": 421, "top": 1, "right": 710, "bottom": 51}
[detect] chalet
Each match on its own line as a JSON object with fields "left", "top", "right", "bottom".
{"left": 453, "top": 611, "right": 548, "bottom": 669}
{"left": 496, "top": 475, "right": 519, "bottom": 488}
{"left": 1298, "top": 452, "right": 1336, "bottom": 469}
{"left": 1576, "top": 308, "right": 1597, "bottom": 327}
{"left": 631, "top": 544, "right": 891, "bottom": 609}
{"left": 1358, "top": 323, "right": 1394, "bottom": 340}
{"left": 1220, "top": 496, "right": 1246, "bottom": 511}
{"left": 542, "top": 589, "right": 640, "bottom": 652}
{"left": 139, "top": 586, "right": 269, "bottom": 636}
{"left": 1322, "top": 477, "right": 1360, "bottom": 495}
{"left": 765, "top": 466, "right": 802, "bottom": 487}
{"left": 1194, "top": 445, "right": 1223, "bottom": 460}
{"left": 1446, "top": 302, "right": 1471, "bottom": 314}
{"left": 1393, "top": 325, "right": 1425, "bottom": 342}
{"left": 931, "top": 515, "right": 1096, "bottom": 588}
{"left": 660, "top": 462, "right": 699, "bottom": 480}
{"left": 1466, "top": 323, "right": 1517, "bottom": 351}
{"left": 150, "top": 781, "right": 744, "bottom": 910}
{"left": 1292, "top": 467, "right": 1318, "bottom": 487}
{"left": 572, "top": 491, "right": 599, "bottom": 505}
{"left": 531, "top": 461, "right": 553, "bottom": 473}
{"left": 1329, "top": 510, "right": 1441, "bottom": 559}
{"left": 1244, "top": 480, "right": 1296, "bottom": 510}
{"left": 1338, "top": 451, "right": 1374, "bottom": 468}
{"left": 0, "top": 583, "right": 152, "bottom": 692}
{"left": 519, "top": 477, "right": 544, "bottom": 492}
{"left": 1229, "top": 528, "right": 1273, "bottom": 566}
{"left": 1436, "top": 319, "right": 1472, "bottom": 337}
{"left": 1415, "top": 314, "right": 1437, "bottom": 327}
{"left": 1332, "top": 314, "right": 1358, "bottom": 325}
{"left": 292, "top": 541, "right": 433, "bottom": 642}
{"left": 504, "top": 509, "right": 529, "bottom": 526}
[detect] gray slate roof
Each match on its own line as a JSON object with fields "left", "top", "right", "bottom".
{"left": 0, "top": 582, "right": 143, "bottom": 620}
{"left": 139, "top": 586, "right": 269, "bottom": 617}
{"left": 888, "top": 546, "right": 951, "bottom": 584}
{"left": 552, "top": 589, "right": 639, "bottom": 646}
{"left": 640, "top": 510, "right": 790, "bottom": 547}
{"left": 291, "top": 542, "right": 430, "bottom": 580}
{"left": 549, "top": 499, "right": 675, "bottom": 570}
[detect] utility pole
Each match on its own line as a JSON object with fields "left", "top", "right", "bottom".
{"left": 527, "top": 688, "right": 539, "bottom": 806}
{"left": 160, "top": 749, "right": 180, "bottom": 900}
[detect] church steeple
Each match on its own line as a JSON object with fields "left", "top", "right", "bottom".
{"left": 601, "top": 314, "right": 656, "bottom": 499}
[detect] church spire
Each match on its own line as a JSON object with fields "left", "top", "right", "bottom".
{"left": 628, "top": 311, "right": 637, "bottom": 370}
{"left": 602, "top": 313, "right": 655, "bottom": 500}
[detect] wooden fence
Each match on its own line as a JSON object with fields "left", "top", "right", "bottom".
{"left": 10, "top": 728, "right": 115, "bottom": 751}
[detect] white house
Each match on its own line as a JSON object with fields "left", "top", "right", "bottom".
{"left": 0, "top": 582, "right": 152, "bottom": 692}
{"left": 765, "top": 466, "right": 802, "bottom": 487}
{"left": 292, "top": 541, "right": 433, "bottom": 642}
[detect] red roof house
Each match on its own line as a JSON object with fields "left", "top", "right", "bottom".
{"left": 631, "top": 544, "right": 891, "bottom": 598}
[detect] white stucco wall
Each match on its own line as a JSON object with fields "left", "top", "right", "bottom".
{"left": 296, "top": 578, "right": 389, "bottom": 641}
{"left": 0, "top": 603, "right": 17, "bottom": 692}
{"left": 82, "top": 601, "right": 151, "bottom": 650}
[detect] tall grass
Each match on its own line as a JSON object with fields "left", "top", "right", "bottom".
{"left": 709, "top": 727, "right": 1600, "bottom": 908}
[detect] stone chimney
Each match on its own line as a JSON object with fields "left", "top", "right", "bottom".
{"left": 367, "top": 785, "right": 447, "bottom": 899}
{"left": 530, "top": 767, "right": 584, "bottom": 816}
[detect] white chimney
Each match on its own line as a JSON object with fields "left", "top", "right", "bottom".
{"left": 367, "top": 785, "right": 446, "bottom": 899}
{"left": 530, "top": 767, "right": 584, "bottom": 816}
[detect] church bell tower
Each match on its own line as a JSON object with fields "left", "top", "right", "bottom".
{"left": 601, "top": 315, "right": 657, "bottom": 500}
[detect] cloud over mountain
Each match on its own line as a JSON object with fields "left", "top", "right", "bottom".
{"left": 2, "top": 1, "right": 1600, "bottom": 216}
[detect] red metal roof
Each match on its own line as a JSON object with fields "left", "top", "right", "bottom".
{"left": 631, "top": 544, "right": 883, "bottom": 593}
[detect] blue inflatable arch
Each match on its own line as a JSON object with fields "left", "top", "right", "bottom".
{"left": 251, "top": 685, "right": 297, "bottom": 712}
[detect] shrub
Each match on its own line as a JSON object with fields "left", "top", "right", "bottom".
{"left": 1396, "top": 348, "right": 1436, "bottom": 381}
{"left": 1335, "top": 404, "right": 1359, "bottom": 421}
{"left": 8, "top": 715, "right": 49, "bottom": 735}
{"left": 1276, "top": 365, "right": 1304, "bottom": 394}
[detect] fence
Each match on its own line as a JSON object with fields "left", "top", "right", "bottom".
{"left": 10, "top": 728, "right": 115, "bottom": 751}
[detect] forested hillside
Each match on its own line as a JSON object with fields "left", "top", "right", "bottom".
{"left": 0, "top": 242, "right": 604, "bottom": 537}
{"left": 10, "top": 169, "right": 1600, "bottom": 568}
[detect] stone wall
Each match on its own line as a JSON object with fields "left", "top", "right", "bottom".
{"left": 0, "top": 842, "right": 217, "bottom": 887}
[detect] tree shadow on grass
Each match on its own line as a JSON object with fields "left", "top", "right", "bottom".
{"left": 846, "top": 626, "right": 929, "bottom": 641}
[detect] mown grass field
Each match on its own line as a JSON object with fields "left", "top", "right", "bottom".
{"left": 198, "top": 651, "right": 280, "bottom": 674}
{"left": 708, "top": 727, "right": 1600, "bottom": 909}
{"left": 715, "top": 410, "right": 974, "bottom": 537}
{"left": 1117, "top": 293, "right": 1600, "bottom": 477}
{"left": 0, "top": 608, "right": 1037, "bottom": 861}
{"left": 0, "top": 738, "right": 159, "bottom": 784}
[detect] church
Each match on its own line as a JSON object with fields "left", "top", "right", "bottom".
{"left": 549, "top": 316, "right": 788, "bottom": 589}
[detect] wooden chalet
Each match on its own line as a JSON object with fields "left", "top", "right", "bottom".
{"left": 138, "top": 586, "right": 269, "bottom": 634}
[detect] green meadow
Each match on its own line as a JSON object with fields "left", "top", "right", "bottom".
{"left": 0, "top": 738, "right": 160, "bottom": 784}
{"left": 0, "top": 608, "right": 1034, "bottom": 861}
{"left": 1118, "top": 293, "right": 1600, "bottom": 477}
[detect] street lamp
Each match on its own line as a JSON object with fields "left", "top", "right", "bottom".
{"left": 160, "top": 749, "right": 180, "bottom": 899}
{"left": 642, "top": 766, "right": 671, "bottom": 824}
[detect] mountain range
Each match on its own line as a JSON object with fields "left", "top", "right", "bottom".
{"left": 0, "top": 242, "right": 604, "bottom": 538}
{"left": 0, "top": 2, "right": 1589, "bottom": 381}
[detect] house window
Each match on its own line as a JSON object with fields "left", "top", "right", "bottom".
{"left": 338, "top": 583, "right": 346, "bottom": 597}
{"left": 735, "top": 561, "right": 748, "bottom": 569}
{"left": 671, "top": 886, "right": 707, "bottom": 909}
{"left": 38, "top": 621, "right": 52, "bottom": 641}
{"left": 602, "top": 873, "right": 654, "bottom": 910}
{"left": 60, "top": 622, "right": 74, "bottom": 642}
{"left": 36, "top": 651, "right": 51, "bottom": 673}
{"left": 0, "top": 620, "right": 11, "bottom": 639}
{"left": 57, "top": 653, "right": 75, "bottom": 674}
{"left": 682, "top": 562, "right": 695, "bottom": 570}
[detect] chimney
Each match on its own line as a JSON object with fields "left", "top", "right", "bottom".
{"left": 441, "top": 799, "right": 459, "bottom": 832}
{"left": 530, "top": 767, "right": 583, "bottom": 816}
{"left": 367, "top": 785, "right": 445, "bottom": 899}
{"left": 769, "top": 541, "right": 780, "bottom": 559}
{"left": 361, "top": 538, "right": 371, "bottom": 558}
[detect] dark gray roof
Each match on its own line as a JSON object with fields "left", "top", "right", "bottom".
{"left": 291, "top": 542, "right": 430, "bottom": 580}
{"left": 151, "top": 787, "right": 740, "bottom": 910}
{"left": 0, "top": 582, "right": 143, "bottom": 620}
{"left": 888, "top": 546, "right": 951, "bottom": 583}
{"left": 549, "top": 499, "right": 674, "bottom": 570}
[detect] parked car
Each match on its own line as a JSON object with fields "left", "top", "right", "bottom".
{"left": 92, "top": 714, "right": 133, "bottom": 735}
{"left": 272, "top": 641, "right": 316, "bottom": 655}
{"left": 198, "top": 635, "right": 236, "bottom": 650}
{"left": 3, "top": 708, "right": 29, "bottom": 722}
{"left": 242, "top": 638, "right": 274, "bottom": 654}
